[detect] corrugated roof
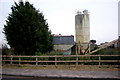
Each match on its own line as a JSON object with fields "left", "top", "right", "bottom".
{"left": 52, "top": 35, "right": 74, "bottom": 45}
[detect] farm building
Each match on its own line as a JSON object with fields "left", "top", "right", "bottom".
{"left": 52, "top": 34, "right": 74, "bottom": 55}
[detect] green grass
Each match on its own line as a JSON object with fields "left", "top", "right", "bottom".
{"left": 2, "top": 64, "right": 120, "bottom": 71}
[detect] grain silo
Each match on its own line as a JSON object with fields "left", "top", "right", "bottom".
{"left": 75, "top": 10, "right": 90, "bottom": 54}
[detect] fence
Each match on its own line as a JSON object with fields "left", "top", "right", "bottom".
{"left": 2, "top": 55, "right": 120, "bottom": 67}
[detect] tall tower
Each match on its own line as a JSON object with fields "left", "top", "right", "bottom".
{"left": 75, "top": 10, "right": 90, "bottom": 43}
{"left": 75, "top": 10, "right": 90, "bottom": 54}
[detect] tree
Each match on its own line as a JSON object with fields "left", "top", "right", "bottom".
{"left": 2, "top": 44, "right": 9, "bottom": 55}
{"left": 2, "top": 43, "right": 14, "bottom": 55}
{"left": 3, "top": 1, "right": 53, "bottom": 55}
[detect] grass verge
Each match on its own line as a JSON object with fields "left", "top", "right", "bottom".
{"left": 2, "top": 64, "right": 120, "bottom": 71}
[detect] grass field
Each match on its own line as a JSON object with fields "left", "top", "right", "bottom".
{"left": 2, "top": 64, "right": 120, "bottom": 71}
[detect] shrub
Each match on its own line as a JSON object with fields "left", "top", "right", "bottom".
{"left": 97, "top": 48, "right": 120, "bottom": 55}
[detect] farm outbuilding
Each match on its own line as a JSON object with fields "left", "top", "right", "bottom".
{"left": 52, "top": 34, "right": 74, "bottom": 55}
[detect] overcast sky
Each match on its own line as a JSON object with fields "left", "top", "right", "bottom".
{"left": 0, "top": 0, "right": 119, "bottom": 45}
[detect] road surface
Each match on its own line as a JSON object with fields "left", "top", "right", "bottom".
{"left": 2, "top": 75, "right": 120, "bottom": 80}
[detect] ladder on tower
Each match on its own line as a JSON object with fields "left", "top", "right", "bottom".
{"left": 86, "top": 38, "right": 120, "bottom": 55}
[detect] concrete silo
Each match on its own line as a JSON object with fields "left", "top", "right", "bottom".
{"left": 75, "top": 10, "right": 90, "bottom": 54}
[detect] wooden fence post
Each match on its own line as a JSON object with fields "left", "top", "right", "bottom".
{"left": 55, "top": 56, "right": 57, "bottom": 65}
{"left": 3, "top": 55, "right": 5, "bottom": 64}
{"left": 99, "top": 55, "right": 101, "bottom": 67}
{"left": 10, "top": 55, "right": 12, "bottom": 64}
{"left": 76, "top": 57, "right": 78, "bottom": 65}
{"left": 19, "top": 56, "right": 21, "bottom": 65}
{"left": 36, "top": 57, "right": 38, "bottom": 65}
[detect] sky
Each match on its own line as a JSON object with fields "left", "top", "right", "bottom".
{"left": 118, "top": 1, "right": 120, "bottom": 38}
{"left": 0, "top": 0, "right": 119, "bottom": 45}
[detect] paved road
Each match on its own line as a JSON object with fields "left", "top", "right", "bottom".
{"left": 2, "top": 75, "right": 120, "bottom": 80}
{"left": 2, "top": 68, "right": 120, "bottom": 79}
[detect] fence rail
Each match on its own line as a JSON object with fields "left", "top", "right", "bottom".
{"left": 2, "top": 55, "right": 120, "bottom": 67}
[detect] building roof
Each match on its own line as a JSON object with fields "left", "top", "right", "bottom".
{"left": 52, "top": 35, "right": 74, "bottom": 45}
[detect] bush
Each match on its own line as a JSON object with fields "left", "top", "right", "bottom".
{"left": 97, "top": 48, "right": 120, "bottom": 55}
{"left": 2, "top": 44, "right": 14, "bottom": 55}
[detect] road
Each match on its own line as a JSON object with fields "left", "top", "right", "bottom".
{"left": 2, "top": 75, "right": 120, "bottom": 80}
